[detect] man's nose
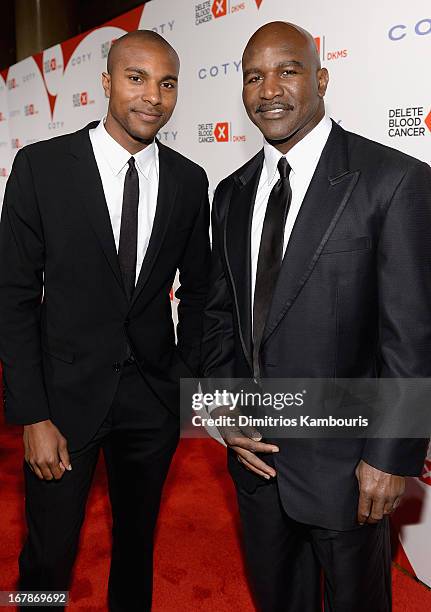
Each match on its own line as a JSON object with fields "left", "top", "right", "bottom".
{"left": 260, "top": 75, "right": 283, "bottom": 100}
{"left": 141, "top": 80, "right": 161, "bottom": 105}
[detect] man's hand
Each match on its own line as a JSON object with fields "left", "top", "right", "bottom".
{"left": 23, "top": 419, "right": 71, "bottom": 481}
{"left": 212, "top": 405, "right": 278, "bottom": 479}
{"left": 356, "top": 460, "right": 405, "bottom": 525}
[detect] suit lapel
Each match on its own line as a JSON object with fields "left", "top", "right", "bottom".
{"left": 262, "top": 122, "right": 360, "bottom": 345}
{"left": 130, "top": 141, "right": 178, "bottom": 307}
{"left": 69, "top": 122, "right": 125, "bottom": 294}
{"left": 224, "top": 151, "right": 263, "bottom": 369}
{"left": 70, "top": 128, "right": 178, "bottom": 307}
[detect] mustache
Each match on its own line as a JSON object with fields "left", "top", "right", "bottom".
{"left": 256, "top": 103, "right": 294, "bottom": 113}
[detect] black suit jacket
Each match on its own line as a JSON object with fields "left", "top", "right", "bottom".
{"left": 0, "top": 121, "right": 210, "bottom": 451}
{"left": 201, "top": 121, "right": 431, "bottom": 530}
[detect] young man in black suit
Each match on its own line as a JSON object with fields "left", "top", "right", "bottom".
{"left": 0, "top": 30, "right": 210, "bottom": 611}
{"left": 201, "top": 21, "right": 431, "bottom": 611}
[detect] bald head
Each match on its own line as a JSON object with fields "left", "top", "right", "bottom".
{"left": 241, "top": 20, "right": 329, "bottom": 153}
{"left": 101, "top": 29, "right": 180, "bottom": 154}
{"left": 243, "top": 21, "right": 320, "bottom": 70}
{"left": 107, "top": 30, "right": 179, "bottom": 75}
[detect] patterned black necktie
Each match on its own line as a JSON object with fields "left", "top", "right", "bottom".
{"left": 118, "top": 157, "right": 139, "bottom": 299}
{"left": 253, "top": 157, "right": 292, "bottom": 378}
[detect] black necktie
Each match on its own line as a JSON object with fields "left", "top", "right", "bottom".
{"left": 118, "top": 157, "right": 139, "bottom": 299}
{"left": 253, "top": 157, "right": 292, "bottom": 378}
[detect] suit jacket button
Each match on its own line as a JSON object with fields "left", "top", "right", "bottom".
{"left": 113, "top": 362, "right": 121, "bottom": 373}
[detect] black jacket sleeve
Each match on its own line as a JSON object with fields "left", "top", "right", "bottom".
{"left": 0, "top": 148, "right": 50, "bottom": 425}
{"left": 362, "top": 161, "right": 431, "bottom": 475}
{"left": 200, "top": 179, "right": 237, "bottom": 382}
{"left": 175, "top": 168, "right": 211, "bottom": 376}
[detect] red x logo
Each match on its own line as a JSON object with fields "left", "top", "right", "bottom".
{"left": 212, "top": 0, "right": 227, "bottom": 18}
{"left": 214, "top": 122, "right": 229, "bottom": 142}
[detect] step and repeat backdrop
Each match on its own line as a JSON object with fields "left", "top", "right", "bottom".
{"left": 0, "top": 0, "right": 430, "bottom": 587}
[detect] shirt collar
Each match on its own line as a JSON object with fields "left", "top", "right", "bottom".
{"left": 263, "top": 114, "right": 332, "bottom": 185}
{"left": 92, "top": 118, "right": 158, "bottom": 180}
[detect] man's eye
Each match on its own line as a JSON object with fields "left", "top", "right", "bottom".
{"left": 129, "top": 75, "right": 142, "bottom": 82}
{"left": 162, "top": 82, "right": 176, "bottom": 89}
{"left": 282, "top": 70, "right": 297, "bottom": 76}
{"left": 247, "top": 75, "right": 261, "bottom": 84}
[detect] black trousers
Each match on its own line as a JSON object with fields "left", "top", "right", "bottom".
{"left": 18, "top": 363, "right": 179, "bottom": 611}
{"left": 235, "top": 479, "right": 392, "bottom": 612}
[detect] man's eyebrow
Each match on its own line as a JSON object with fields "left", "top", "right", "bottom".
{"left": 242, "top": 67, "right": 260, "bottom": 79}
{"left": 243, "top": 60, "right": 304, "bottom": 78}
{"left": 161, "top": 74, "right": 178, "bottom": 82}
{"left": 124, "top": 67, "right": 178, "bottom": 81}
{"left": 277, "top": 60, "right": 304, "bottom": 69}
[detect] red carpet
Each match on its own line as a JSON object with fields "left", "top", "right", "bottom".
{"left": 1, "top": 421, "right": 431, "bottom": 611}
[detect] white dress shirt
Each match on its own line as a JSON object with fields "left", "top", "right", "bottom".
{"left": 209, "top": 115, "right": 333, "bottom": 417}
{"left": 251, "top": 114, "right": 333, "bottom": 308}
{"left": 89, "top": 119, "right": 159, "bottom": 283}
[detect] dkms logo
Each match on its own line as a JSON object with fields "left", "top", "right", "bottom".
{"left": 199, "top": 121, "right": 229, "bottom": 143}
{"left": 195, "top": 0, "right": 245, "bottom": 26}
{"left": 198, "top": 121, "right": 246, "bottom": 143}
{"left": 44, "top": 57, "right": 62, "bottom": 73}
{"left": 314, "top": 35, "right": 348, "bottom": 62}
{"left": 24, "top": 103, "right": 38, "bottom": 116}
{"left": 72, "top": 91, "right": 94, "bottom": 108}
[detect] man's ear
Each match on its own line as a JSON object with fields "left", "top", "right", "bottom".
{"left": 101, "top": 72, "right": 111, "bottom": 99}
{"left": 317, "top": 68, "right": 329, "bottom": 98}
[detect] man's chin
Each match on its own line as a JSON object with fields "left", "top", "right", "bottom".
{"left": 128, "top": 126, "right": 160, "bottom": 144}
{"left": 262, "top": 130, "right": 292, "bottom": 144}
{"left": 255, "top": 121, "right": 292, "bottom": 143}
